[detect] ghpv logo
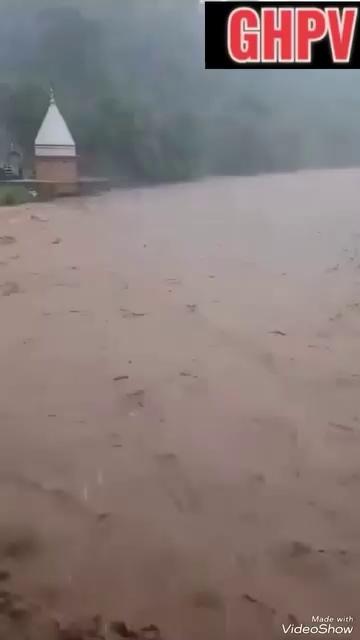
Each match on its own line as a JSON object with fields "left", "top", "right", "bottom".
{"left": 205, "top": 1, "right": 360, "bottom": 68}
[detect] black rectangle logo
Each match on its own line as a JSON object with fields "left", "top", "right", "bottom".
{"left": 205, "top": 1, "right": 360, "bottom": 68}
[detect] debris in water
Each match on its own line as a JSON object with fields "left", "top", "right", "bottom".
{"left": 329, "top": 312, "right": 342, "bottom": 322}
{"left": 290, "top": 541, "right": 312, "bottom": 557}
{"left": 120, "top": 308, "right": 147, "bottom": 319}
{"left": 52, "top": 237, "right": 62, "bottom": 245}
{"left": 127, "top": 389, "right": 145, "bottom": 399}
{"left": 242, "top": 593, "right": 276, "bottom": 615}
{"left": 269, "top": 330, "right": 287, "bottom": 336}
{"left": 30, "top": 214, "right": 48, "bottom": 222}
{"left": 2, "top": 532, "right": 40, "bottom": 560}
{"left": 113, "top": 376, "right": 129, "bottom": 382}
{"left": 329, "top": 422, "right": 355, "bottom": 434}
{"left": 9, "top": 604, "right": 29, "bottom": 621}
{"left": 110, "top": 620, "right": 138, "bottom": 637}
{"left": 1, "top": 281, "right": 21, "bottom": 297}
{"left": 140, "top": 625, "right": 162, "bottom": 639}
{"left": 0, "top": 570, "right": 10, "bottom": 582}
{"left": 0, "top": 587, "right": 164, "bottom": 640}
{"left": 0, "top": 235, "right": 16, "bottom": 245}
{"left": 242, "top": 594, "right": 258, "bottom": 604}
{"left": 186, "top": 304, "right": 197, "bottom": 313}
{"left": 97, "top": 513, "right": 111, "bottom": 522}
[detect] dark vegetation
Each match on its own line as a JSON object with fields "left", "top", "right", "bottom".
{"left": 0, "top": 0, "right": 360, "bottom": 183}
{"left": 0, "top": 185, "right": 32, "bottom": 206}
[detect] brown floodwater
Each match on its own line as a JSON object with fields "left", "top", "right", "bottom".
{"left": 0, "top": 170, "right": 359, "bottom": 639}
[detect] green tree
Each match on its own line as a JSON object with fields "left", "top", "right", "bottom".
{"left": 3, "top": 84, "right": 48, "bottom": 156}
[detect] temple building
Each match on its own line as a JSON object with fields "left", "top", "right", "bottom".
{"left": 34, "top": 90, "right": 78, "bottom": 194}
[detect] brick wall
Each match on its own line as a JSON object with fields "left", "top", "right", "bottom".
{"left": 35, "top": 157, "right": 78, "bottom": 183}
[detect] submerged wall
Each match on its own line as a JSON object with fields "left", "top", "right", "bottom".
{"left": 35, "top": 156, "right": 78, "bottom": 184}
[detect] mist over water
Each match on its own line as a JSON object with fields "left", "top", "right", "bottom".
{"left": 0, "top": 0, "right": 359, "bottom": 181}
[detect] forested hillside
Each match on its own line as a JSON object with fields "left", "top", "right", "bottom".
{"left": 0, "top": 0, "right": 360, "bottom": 182}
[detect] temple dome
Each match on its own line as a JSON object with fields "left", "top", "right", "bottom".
{"left": 35, "top": 90, "right": 76, "bottom": 158}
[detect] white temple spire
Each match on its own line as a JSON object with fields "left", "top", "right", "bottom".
{"left": 35, "top": 91, "right": 76, "bottom": 157}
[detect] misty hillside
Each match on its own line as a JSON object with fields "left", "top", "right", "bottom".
{"left": 0, "top": 0, "right": 360, "bottom": 182}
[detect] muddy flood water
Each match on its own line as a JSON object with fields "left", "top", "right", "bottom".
{"left": 0, "top": 170, "right": 360, "bottom": 639}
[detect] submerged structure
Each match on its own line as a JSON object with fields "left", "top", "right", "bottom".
{"left": 34, "top": 90, "right": 78, "bottom": 194}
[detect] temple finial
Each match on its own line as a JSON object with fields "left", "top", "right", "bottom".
{"left": 50, "top": 87, "right": 55, "bottom": 104}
